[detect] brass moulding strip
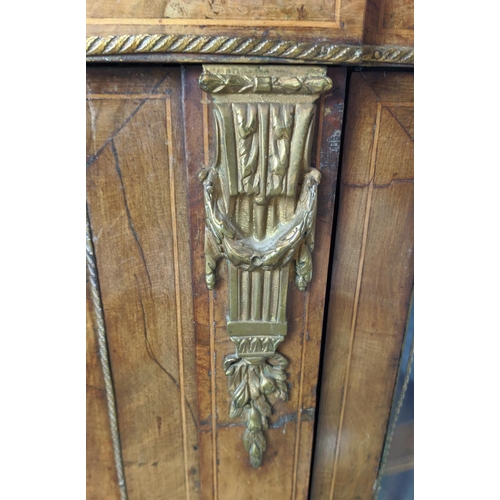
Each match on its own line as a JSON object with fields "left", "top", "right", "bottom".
{"left": 199, "top": 64, "right": 330, "bottom": 468}
{"left": 227, "top": 321, "right": 287, "bottom": 336}
{"left": 362, "top": 44, "right": 414, "bottom": 64}
{"left": 86, "top": 215, "right": 128, "bottom": 500}
{"left": 85, "top": 34, "right": 414, "bottom": 65}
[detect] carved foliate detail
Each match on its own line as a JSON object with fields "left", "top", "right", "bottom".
{"left": 199, "top": 71, "right": 332, "bottom": 95}
{"left": 230, "top": 336, "right": 284, "bottom": 356}
{"left": 199, "top": 65, "right": 331, "bottom": 467}
{"left": 224, "top": 353, "right": 288, "bottom": 468}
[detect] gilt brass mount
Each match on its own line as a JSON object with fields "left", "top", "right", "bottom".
{"left": 199, "top": 65, "right": 331, "bottom": 468}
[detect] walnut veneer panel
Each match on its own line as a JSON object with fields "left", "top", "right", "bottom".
{"left": 86, "top": 0, "right": 364, "bottom": 43}
{"left": 86, "top": 274, "right": 121, "bottom": 500}
{"left": 181, "top": 65, "right": 347, "bottom": 500}
{"left": 86, "top": 67, "right": 200, "bottom": 500}
{"left": 87, "top": 64, "right": 348, "bottom": 500}
{"left": 363, "top": 0, "right": 414, "bottom": 46}
{"left": 310, "top": 71, "right": 414, "bottom": 500}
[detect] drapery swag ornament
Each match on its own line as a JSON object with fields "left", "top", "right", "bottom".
{"left": 198, "top": 65, "right": 331, "bottom": 468}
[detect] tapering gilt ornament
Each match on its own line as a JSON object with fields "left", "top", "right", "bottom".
{"left": 198, "top": 65, "right": 331, "bottom": 468}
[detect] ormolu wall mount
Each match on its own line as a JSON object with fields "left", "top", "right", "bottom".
{"left": 198, "top": 65, "right": 331, "bottom": 468}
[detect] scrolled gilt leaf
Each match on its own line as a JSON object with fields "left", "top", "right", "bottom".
{"left": 260, "top": 411, "right": 269, "bottom": 430}
{"left": 249, "top": 443, "right": 261, "bottom": 468}
{"left": 233, "top": 378, "right": 250, "bottom": 408}
{"left": 198, "top": 72, "right": 226, "bottom": 93}
{"left": 269, "top": 352, "right": 289, "bottom": 370}
{"left": 264, "top": 363, "right": 286, "bottom": 383}
{"left": 224, "top": 363, "right": 237, "bottom": 377}
{"left": 248, "top": 367, "right": 261, "bottom": 400}
{"left": 223, "top": 353, "right": 239, "bottom": 372}
{"left": 243, "top": 428, "right": 253, "bottom": 452}
{"left": 229, "top": 399, "right": 243, "bottom": 419}
{"left": 273, "top": 381, "right": 288, "bottom": 401}
{"left": 274, "top": 76, "right": 302, "bottom": 91}
{"left": 253, "top": 428, "right": 267, "bottom": 453}
{"left": 295, "top": 243, "right": 313, "bottom": 292}
{"left": 254, "top": 394, "right": 272, "bottom": 417}
{"left": 304, "top": 76, "right": 333, "bottom": 94}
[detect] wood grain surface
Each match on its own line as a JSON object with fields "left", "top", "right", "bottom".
{"left": 86, "top": 0, "right": 364, "bottom": 43}
{"left": 86, "top": 0, "right": 414, "bottom": 48}
{"left": 86, "top": 64, "right": 347, "bottom": 499}
{"left": 89, "top": 0, "right": 338, "bottom": 22}
{"left": 86, "top": 274, "right": 122, "bottom": 500}
{"left": 363, "top": 0, "right": 414, "bottom": 46}
{"left": 182, "top": 65, "right": 346, "bottom": 500}
{"left": 87, "top": 67, "right": 200, "bottom": 500}
{"left": 310, "top": 71, "right": 414, "bottom": 500}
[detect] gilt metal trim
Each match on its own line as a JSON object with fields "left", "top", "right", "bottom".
{"left": 199, "top": 65, "right": 331, "bottom": 467}
{"left": 86, "top": 214, "right": 128, "bottom": 499}
{"left": 86, "top": 34, "right": 414, "bottom": 65}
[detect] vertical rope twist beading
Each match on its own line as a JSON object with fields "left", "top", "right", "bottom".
{"left": 86, "top": 215, "right": 128, "bottom": 500}
{"left": 373, "top": 338, "right": 414, "bottom": 499}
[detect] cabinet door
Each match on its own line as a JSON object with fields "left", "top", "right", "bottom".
{"left": 86, "top": 65, "right": 347, "bottom": 500}
{"left": 311, "top": 71, "right": 414, "bottom": 500}
{"left": 86, "top": 66, "right": 200, "bottom": 500}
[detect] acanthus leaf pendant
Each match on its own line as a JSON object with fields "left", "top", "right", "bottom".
{"left": 198, "top": 65, "right": 331, "bottom": 468}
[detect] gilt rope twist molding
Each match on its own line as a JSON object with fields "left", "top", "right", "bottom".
{"left": 86, "top": 216, "right": 128, "bottom": 500}
{"left": 86, "top": 34, "right": 413, "bottom": 65}
{"left": 198, "top": 65, "right": 331, "bottom": 468}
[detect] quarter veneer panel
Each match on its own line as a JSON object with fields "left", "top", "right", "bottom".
{"left": 86, "top": 0, "right": 365, "bottom": 43}
{"left": 86, "top": 67, "right": 200, "bottom": 500}
{"left": 363, "top": 0, "right": 414, "bottom": 46}
{"left": 90, "top": 0, "right": 337, "bottom": 22}
{"left": 182, "top": 65, "right": 347, "bottom": 500}
{"left": 310, "top": 71, "right": 414, "bottom": 500}
{"left": 86, "top": 275, "right": 122, "bottom": 500}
